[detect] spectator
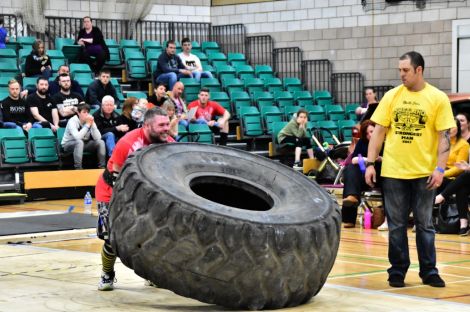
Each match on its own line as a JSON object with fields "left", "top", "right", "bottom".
{"left": 24, "top": 39, "right": 51, "bottom": 79}
{"left": 117, "top": 97, "right": 139, "bottom": 132}
{"left": 161, "top": 101, "right": 178, "bottom": 139}
{"left": 48, "top": 65, "right": 84, "bottom": 97}
{"left": 438, "top": 118, "right": 469, "bottom": 179}
{"left": 366, "top": 51, "right": 455, "bottom": 288}
{"left": 178, "top": 37, "right": 213, "bottom": 82}
{"left": 456, "top": 112, "right": 470, "bottom": 143}
{"left": 0, "top": 79, "right": 37, "bottom": 133}
{"left": 61, "top": 103, "right": 105, "bottom": 169}
{"left": 163, "top": 81, "right": 188, "bottom": 127}
{"left": 341, "top": 120, "right": 382, "bottom": 228}
{"left": 86, "top": 69, "right": 119, "bottom": 109}
{"left": 131, "top": 98, "right": 148, "bottom": 128}
{"left": 52, "top": 74, "right": 85, "bottom": 127}
{"left": 435, "top": 161, "right": 470, "bottom": 235}
{"left": 0, "top": 17, "right": 9, "bottom": 49}
{"left": 27, "top": 77, "right": 59, "bottom": 132}
{"left": 187, "top": 87, "right": 230, "bottom": 146}
{"left": 93, "top": 95, "right": 128, "bottom": 157}
{"left": 154, "top": 40, "right": 191, "bottom": 90}
{"left": 277, "top": 108, "right": 314, "bottom": 170}
{"left": 76, "top": 16, "right": 109, "bottom": 74}
{"left": 147, "top": 82, "right": 168, "bottom": 108}
{"left": 356, "top": 87, "right": 378, "bottom": 121}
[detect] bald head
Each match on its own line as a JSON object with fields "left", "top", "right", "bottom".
{"left": 172, "top": 81, "right": 184, "bottom": 98}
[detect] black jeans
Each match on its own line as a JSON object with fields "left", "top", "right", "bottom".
{"left": 280, "top": 136, "right": 312, "bottom": 149}
{"left": 383, "top": 177, "right": 438, "bottom": 279}
{"left": 440, "top": 172, "right": 470, "bottom": 219}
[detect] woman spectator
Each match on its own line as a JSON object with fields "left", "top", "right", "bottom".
{"left": 116, "top": 97, "right": 139, "bottom": 134}
{"left": 356, "top": 87, "right": 378, "bottom": 121}
{"left": 25, "top": 39, "right": 51, "bottom": 79}
{"left": 342, "top": 120, "right": 382, "bottom": 228}
{"left": 76, "top": 16, "right": 109, "bottom": 74}
{"left": 147, "top": 83, "right": 168, "bottom": 108}
{"left": 277, "top": 108, "right": 314, "bottom": 170}
{"left": 456, "top": 112, "right": 470, "bottom": 144}
{"left": 434, "top": 119, "right": 470, "bottom": 235}
{"left": 161, "top": 101, "right": 179, "bottom": 139}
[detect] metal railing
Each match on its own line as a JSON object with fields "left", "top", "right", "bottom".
{"left": 246, "top": 35, "right": 273, "bottom": 68}
{"left": 1, "top": 14, "right": 28, "bottom": 39}
{"left": 302, "top": 59, "right": 332, "bottom": 93}
{"left": 211, "top": 24, "right": 246, "bottom": 55}
{"left": 331, "top": 72, "right": 364, "bottom": 105}
{"left": 273, "top": 47, "right": 302, "bottom": 80}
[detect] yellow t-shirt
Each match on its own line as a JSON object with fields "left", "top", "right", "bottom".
{"left": 371, "top": 83, "right": 456, "bottom": 179}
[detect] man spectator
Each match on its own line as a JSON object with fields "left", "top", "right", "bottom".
{"left": 163, "top": 81, "right": 188, "bottom": 127}
{"left": 93, "top": 95, "right": 129, "bottom": 157}
{"left": 86, "top": 69, "right": 119, "bottom": 109}
{"left": 154, "top": 40, "right": 191, "bottom": 91}
{"left": 0, "top": 79, "right": 37, "bottom": 133}
{"left": 187, "top": 87, "right": 230, "bottom": 146}
{"left": 95, "top": 107, "right": 174, "bottom": 291}
{"left": 48, "top": 65, "right": 85, "bottom": 97}
{"left": 365, "top": 51, "right": 455, "bottom": 288}
{"left": 61, "top": 103, "right": 106, "bottom": 170}
{"left": 27, "top": 77, "right": 59, "bottom": 132}
{"left": 52, "top": 74, "right": 85, "bottom": 127}
{"left": 178, "top": 37, "right": 213, "bottom": 82}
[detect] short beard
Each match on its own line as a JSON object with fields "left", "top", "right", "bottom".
{"left": 37, "top": 88, "right": 48, "bottom": 96}
{"left": 149, "top": 132, "right": 167, "bottom": 144}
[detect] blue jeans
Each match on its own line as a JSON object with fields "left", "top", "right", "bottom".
{"left": 101, "top": 132, "right": 116, "bottom": 157}
{"left": 383, "top": 177, "right": 438, "bottom": 279}
{"left": 192, "top": 71, "right": 213, "bottom": 82}
{"left": 155, "top": 72, "right": 191, "bottom": 90}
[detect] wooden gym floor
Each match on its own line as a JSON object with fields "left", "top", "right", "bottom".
{"left": 0, "top": 198, "right": 470, "bottom": 311}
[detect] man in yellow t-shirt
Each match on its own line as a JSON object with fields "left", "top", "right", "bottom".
{"left": 365, "top": 51, "right": 456, "bottom": 288}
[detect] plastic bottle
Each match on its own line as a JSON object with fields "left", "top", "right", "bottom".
{"left": 84, "top": 191, "right": 92, "bottom": 215}
{"left": 363, "top": 207, "right": 372, "bottom": 229}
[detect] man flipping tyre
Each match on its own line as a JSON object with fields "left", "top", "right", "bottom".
{"left": 95, "top": 107, "right": 174, "bottom": 291}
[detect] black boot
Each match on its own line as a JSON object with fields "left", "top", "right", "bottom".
{"left": 219, "top": 132, "right": 228, "bottom": 146}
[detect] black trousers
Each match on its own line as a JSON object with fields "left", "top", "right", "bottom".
{"left": 280, "top": 136, "right": 312, "bottom": 149}
{"left": 440, "top": 172, "right": 470, "bottom": 219}
{"left": 80, "top": 48, "right": 107, "bottom": 73}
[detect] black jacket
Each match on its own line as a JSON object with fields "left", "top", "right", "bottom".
{"left": 86, "top": 80, "right": 119, "bottom": 107}
{"left": 75, "top": 26, "right": 110, "bottom": 61}
{"left": 93, "top": 109, "right": 122, "bottom": 136}
{"left": 155, "top": 52, "right": 185, "bottom": 77}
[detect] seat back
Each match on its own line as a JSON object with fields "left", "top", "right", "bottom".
{"left": 0, "top": 129, "right": 29, "bottom": 164}
{"left": 188, "top": 123, "right": 214, "bottom": 144}
{"left": 28, "top": 128, "right": 59, "bottom": 163}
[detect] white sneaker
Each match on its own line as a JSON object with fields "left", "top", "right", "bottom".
{"left": 98, "top": 271, "right": 115, "bottom": 291}
{"left": 378, "top": 221, "right": 388, "bottom": 231}
{"left": 293, "top": 162, "right": 303, "bottom": 171}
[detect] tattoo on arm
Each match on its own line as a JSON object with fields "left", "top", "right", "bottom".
{"left": 441, "top": 129, "right": 450, "bottom": 153}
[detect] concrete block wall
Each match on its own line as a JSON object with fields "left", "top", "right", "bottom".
{"left": 0, "top": 0, "right": 211, "bottom": 23}
{"left": 211, "top": 0, "right": 470, "bottom": 92}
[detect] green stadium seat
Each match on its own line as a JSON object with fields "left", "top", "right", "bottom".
{"left": 193, "top": 51, "right": 207, "bottom": 62}
{"left": 325, "top": 104, "right": 345, "bottom": 121}
{"left": 22, "top": 77, "right": 38, "bottom": 90}
{"left": 143, "top": 40, "right": 162, "bottom": 54}
{"left": 28, "top": 128, "right": 59, "bottom": 163}
{"left": 55, "top": 37, "right": 75, "bottom": 51}
{"left": 120, "top": 39, "right": 140, "bottom": 50}
{"left": 201, "top": 77, "right": 221, "bottom": 92}
{"left": 244, "top": 77, "right": 264, "bottom": 94}
{"left": 263, "top": 77, "right": 283, "bottom": 93}
{"left": 180, "top": 77, "right": 200, "bottom": 95}
{"left": 0, "top": 60, "right": 20, "bottom": 76}
{"left": 305, "top": 105, "right": 326, "bottom": 122}
{"left": 215, "top": 64, "right": 236, "bottom": 80}
{"left": 293, "top": 90, "right": 314, "bottom": 106}
{"left": 252, "top": 91, "right": 274, "bottom": 108}
{"left": 188, "top": 123, "right": 214, "bottom": 144}
{"left": 261, "top": 106, "right": 283, "bottom": 134}
{"left": 201, "top": 41, "right": 220, "bottom": 54}
{"left": 313, "top": 90, "right": 333, "bottom": 104}
{"left": 345, "top": 103, "right": 360, "bottom": 120}
{"left": 190, "top": 41, "right": 201, "bottom": 53}
{"left": 17, "top": 36, "right": 36, "bottom": 48}
{"left": 337, "top": 119, "right": 358, "bottom": 142}
{"left": 0, "top": 49, "right": 17, "bottom": 60}
{"left": 70, "top": 63, "right": 93, "bottom": 78}
{"left": 0, "top": 76, "right": 14, "bottom": 88}
{"left": 283, "top": 77, "right": 303, "bottom": 92}
{"left": 177, "top": 124, "right": 189, "bottom": 142}
{"left": 283, "top": 105, "right": 300, "bottom": 121}
{"left": 0, "top": 90, "right": 9, "bottom": 100}
{"left": 0, "top": 129, "right": 30, "bottom": 165}
{"left": 207, "top": 52, "right": 227, "bottom": 67}
{"left": 105, "top": 38, "right": 119, "bottom": 48}
{"left": 311, "top": 120, "right": 339, "bottom": 145}
{"left": 234, "top": 64, "right": 255, "bottom": 77}
{"left": 273, "top": 90, "right": 295, "bottom": 108}
{"left": 222, "top": 77, "right": 244, "bottom": 93}
{"left": 210, "top": 91, "right": 231, "bottom": 113}
{"left": 255, "top": 65, "right": 274, "bottom": 76}
{"left": 126, "top": 91, "right": 147, "bottom": 99}
{"left": 242, "top": 115, "right": 264, "bottom": 137}
{"left": 227, "top": 53, "right": 246, "bottom": 67}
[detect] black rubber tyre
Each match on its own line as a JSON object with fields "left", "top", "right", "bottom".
{"left": 109, "top": 143, "right": 340, "bottom": 310}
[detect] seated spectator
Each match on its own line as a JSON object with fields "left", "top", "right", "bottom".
{"left": 161, "top": 101, "right": 178, "bottom": 139}
{"left": 341, "top": 120, "right": 383, "bottom": 228}
{"left": 0, "top": 17, "right": 9, "bottom": 49}
{"left": 147, "top": 82, "right": 168, "bottom": 108}
{"left": 0, "top": 79, "right": 38, "bottom": 133}
{"left": 61, "top": 103, "right": 106, "bottom": 169}
{"left": 25, "top": 39, "right": 52, "bottom": 79}
{"left": 435, "top": 161, "right": 470, "bottom": 235}
{"left": 131, "top": 98, "right": 148, "bottom": 128}
{"left": 27, "top": 77, "right": 59, "bottom": 132}
{"left": 178, "top": 37, "right": 213, "bottom": 82}
{"left": 187, "top": 87, "right": 230, "bottom": 146}
{"left": 75, "top": 16, "right": 109, "bottom": 74}
{"left": 277, "top": 108, "right": 314, "bottom": 170}
{"left": 93, "top": 95, "right": 129, "bottom": 157}
{"left": 52, "top": 74, "right": 85, "bottom": 127}
{"left": 356, "top": 88, "right": 378, "bottom": 121}
{"left": 86, "top": 69, "right": 119, "bottom": 109}
{"left": 456, "top": 112, "right": 470, "bottom": 143}
{"left": 439, "top": 118, "right": 469, "bottom": 180}
{"left": 48, "top": 65, "right": 85, "bottom": 97}
{"left": 117, "top": 97, "right": 139, "bottom": 132}
{"left": 154, "top": 40, "right": 191, "bottom": 90}
{"left": 163, "top": 81, "right": 188, "bottom": 127}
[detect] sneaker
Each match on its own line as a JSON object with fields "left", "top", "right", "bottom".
{"left": 378, "top": 221, "right": 388, "bottom": 231}
{"left": 293, "top": 162, "right": 303, "bottom": 170}
{"left": 459, "top": 226, "right": 470, "bottom": 236}
{"left": 343, "top": 223, "right": 355, "bottom": 228}
{"left": 388, "top": 274, "right": 405, "bottom": 287}
{"left": 342, "top": 195, "right": 359, "bottom": 207}
{"left": 98, "top": 271, "right": 116, "bottom": 291}
{"left": 422, "top": 274, "right": 445, "bottom": 287}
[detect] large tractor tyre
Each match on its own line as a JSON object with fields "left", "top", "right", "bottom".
{"left": 109, "top": 143, "right": 340, "bottom": 310}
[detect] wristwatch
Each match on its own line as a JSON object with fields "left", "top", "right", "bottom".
{"left": 366, "top": 161, "right": 375, "bottom": 167}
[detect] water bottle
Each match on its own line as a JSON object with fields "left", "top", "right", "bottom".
{"left": 364, "top": 207, "right": 372, "bottom": 229}
{"left": 84, "top": 191, "right": 92, "bottom": 215}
